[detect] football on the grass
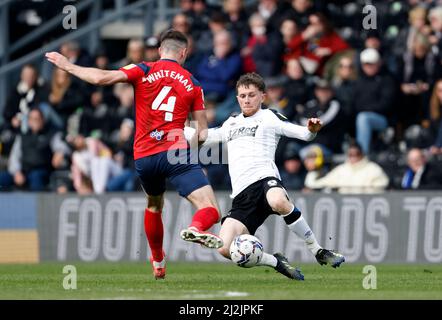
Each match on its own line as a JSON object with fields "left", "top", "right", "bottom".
{"left": 229, "top": 234, "right": 264, "bottom": 268}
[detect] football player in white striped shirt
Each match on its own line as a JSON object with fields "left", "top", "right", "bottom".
{"left": 186, "top": 73, "right": 345, "bottom": 280}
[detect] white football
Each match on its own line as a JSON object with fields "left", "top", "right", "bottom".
{"left": 229, "top": 234, "right": 264, "bottom": 268}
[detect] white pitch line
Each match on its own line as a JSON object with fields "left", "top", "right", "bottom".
{"left": 181, "top": 290, "right": 249, "bottom": 299}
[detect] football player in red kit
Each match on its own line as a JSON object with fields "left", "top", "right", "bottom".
{"left": 46, "top": 30, "right": 223, "bottom": 279}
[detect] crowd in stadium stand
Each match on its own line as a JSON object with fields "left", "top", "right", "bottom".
{"left": 1, "top": 0, "right": 442, "bottom": 193}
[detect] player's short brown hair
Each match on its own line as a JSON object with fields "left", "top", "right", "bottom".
{"left": 236, "top": 72, "right": 266, "bottom": 93}
{"left": 160, "top": 29, "right": 188, "bottom": 49}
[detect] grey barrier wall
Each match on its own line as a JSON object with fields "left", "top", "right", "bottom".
{"left": 37, "top": 192, "right": 442, "bottom": 263}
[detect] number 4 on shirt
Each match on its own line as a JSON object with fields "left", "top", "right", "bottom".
{"left": 152, "top": 86, "right": 176, "bottom": 121}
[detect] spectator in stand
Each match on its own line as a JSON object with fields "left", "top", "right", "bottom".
{"left": 284, "top": 58, "right": 312, "bottom": 120}
{"left": 354, "top": 48, "right": 396, "bottom": 155}
{"left": 223, "top": 0, "right": 250, "bottom": 49}
{"left": 94, "top": 49, "right": 109, "bottom": 70}
{"left": 0, "top": 108, "right": 71, "bottom": 191}
{"left": 183, "top": 35, "right": 204, "bottom": 74}
{"left": 279, "top": 142, "right": 306, "bottom": 190}
{"left": 110, "top": 83, "right": 135, "bottom": 133}
{"left": 264, "top": 75, "right": 291, "bottom": 117}
{"left": 93, "top": 49, "right": 118, "bottom": 107}
{"left": 273, "top": 63, "right": 310, "bottom": 165}
{"left": 49, "top": 67, "right": 86, "bottom": 125}
{"left": 300, "top": 144, "right": 327, "bottom": 187}
{"left": 195, "top": 30, "right": 241, "bottom": 102}
{"left": 295, "top": 78, "right": 346, "bottom": 155}
{"left": 394, "top": 6, "right": 431, "bottom": 59}
{"left": 180, "top": 0, "right": 193, "bottom": 16}
{"left": 71, "top": 135, "right": 123, "bottom": 195}
{"left": 54, "top": 41, "right": 94, "bottom": 102}
{"left": 190, "top": 0, "right": 218, "bottom": 42}
{"left": 428, "top": 79, "right": 442, "bottom": 155}
{"left": 53, "top": 41, "right": 92, "bottom": 83}
{"left": 331, "top": 54, "right": 357, "bottom": 119}
{"left": 355, "top": 30, "right": 395, "bottom": 75}
{"left": 286, "top": 0, "right": 315, "bottom": 29}
{"left": 79, "top": 88, "right": 113, "bottom": 140}
{"left": 304, "top": 142, "right": 389, "bottom": 194}
{"left": 401, "top": 148, "right": 442, "bottom": 189}
{"left": 397, "top": 32, "right": 437, "bottom": 133}
{"left": 2, "top": 64, "right": 62, "bottom": 134}
{"left": 241, "top": 13, "right": 263, "bottom": 73}
{"left": 428, "top": 6, "right": 442, "bottom": 63}
{"left": 69, "top": 135, "right": 92, "bottom": 194}
{"left": 364, "top": 31, "right": 383, "bottom": 52}
{"left": 210, "top": 92, "right": 241, "bottom": 127}
{"left": 280, "top": 17, "right": 298, "bottom": 45}
{"left": 247, "top": 0, "right": 287, "bottom": 33}
{"left": 280, "top": 17, "right": 300, "bottom": 62}
{"left": 285, "top": 12, "right": 350, "bottom": 75}
{"left": 144, "top": 36, "right": 160, "bottom": 62}
{"left": 172, "top": 13, "right": 192, "bottom": 37}
{"left": 241, "top": 13, "right": 284, "bottom": 77}
{"left": 113, "top": 38, "right": 145, "bottom": 69}
{"left": 195, "top": 12, "right": 234, "bottom": 55}
{"left": 60, "top": 41, "right": 93, "bottom": 68}
{"left": 106, "top": 119, "right": 136, "bottom": 192}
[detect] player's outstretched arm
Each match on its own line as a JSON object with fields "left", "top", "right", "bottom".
{"left": 184, "top": 126, "right": 225, "bottom": 146}
{"left": 45, "top": 51, "right": 128, "bottom": 86}
{"left": 278, "top": 117, "right": 322, "bottom": 141}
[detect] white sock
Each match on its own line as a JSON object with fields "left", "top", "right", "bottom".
{"left": 152, "top": 257, "right": 166, "bottom": 268}
{"left": 257, "top": 252, "right": 277, "bottom": 267}
{"left": 287, "top": 216, "right": 322, "bottom": 256}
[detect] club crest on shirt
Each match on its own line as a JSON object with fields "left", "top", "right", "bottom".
{"left": 150, "top": 129, "right": 164, "bottom": 141}
{"left": 227, "top": 125, "right": 259, "bottom": 141}
{"left": 267, "top": 180, "right": 278, "bottom": 187}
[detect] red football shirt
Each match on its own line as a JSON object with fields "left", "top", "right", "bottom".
{"left": 119, "top": 59, "right": 205, "bottom": 160}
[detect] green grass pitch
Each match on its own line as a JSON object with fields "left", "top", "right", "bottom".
{"left": 0, "top": 262, "right": 441, "bottom": 300}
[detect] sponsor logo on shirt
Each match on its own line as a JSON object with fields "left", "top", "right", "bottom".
{"left": 227, "top": 125, "right": 259, "bottom": 141}
{"left": 150, "top": 129, "right": 164, "bottom": 141}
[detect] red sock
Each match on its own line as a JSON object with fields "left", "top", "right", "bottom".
{"left": 190, "top": 207, "right": 220, "bottom": 231}
{"left": 144, "top": 208, "right": 164, "bottom": 262}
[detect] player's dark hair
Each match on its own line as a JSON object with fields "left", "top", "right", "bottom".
{"left": 160, "top": 29, "right": 188, "bottom": 49}
{"left": 236, "top": 72, "right": 266, "bottom": 93}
